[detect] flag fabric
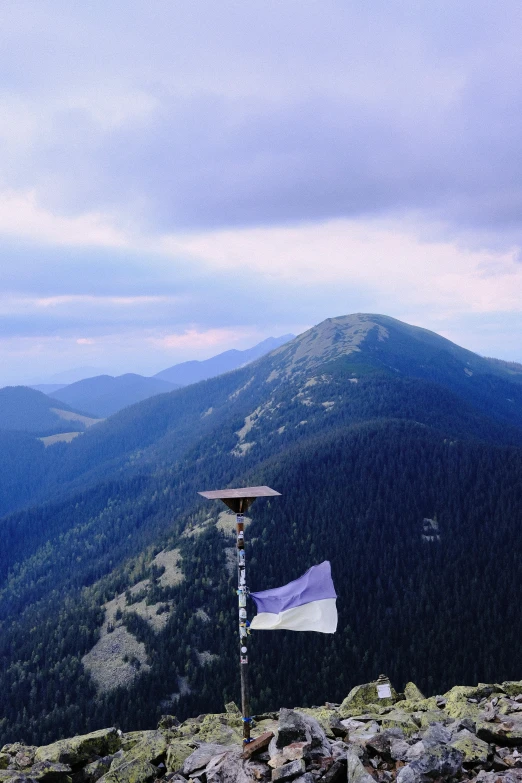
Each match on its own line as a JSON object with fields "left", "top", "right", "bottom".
{"left": 249, "top": 561, "right": 338, "bottom": 633}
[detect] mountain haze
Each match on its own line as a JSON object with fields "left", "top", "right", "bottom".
{"left": 2, "top": 314, "right": 522, "bottom": 747}
{"left": 154, "top": 334, "right": 295, "bottom": 386}
{"left": 48, "top": 373, "right": 179, "bottom": 418}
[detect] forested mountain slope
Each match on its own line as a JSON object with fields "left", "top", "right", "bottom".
{"left": 49, "top": 373, "right": 179, "bottom": 418}
{"left": 0, "top": 386, "right": 97, "bottom": 434}
{"left": 1, "top": 314, "right": 522, "bottom": 747}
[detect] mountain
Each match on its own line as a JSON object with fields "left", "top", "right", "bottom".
{"left": 30, "top": 383, "right": 68, "bottom": 394}
{"left": 3, "top": 314, "right": 522, "bottom": 746}
{"left": 48, "top": 373, "right": 179, "bottom": 418}
{"left": 32, "top": 366, "right": 108, "bottom": 385}
{"left": 154, "top": 334, "right": 295, "bottom": 386}
{"left": 0, "top": 385, "right": 99, "bottom": 435}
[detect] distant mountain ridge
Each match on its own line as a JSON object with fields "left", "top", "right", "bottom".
{"left": 48, "top": 373, "right": 179, "bottom": 418}
{"left": 154, "top": 334, "right": 295, "bottom": 386}
{"left": 30, "top": 334, "right": 295, "bottom": 418}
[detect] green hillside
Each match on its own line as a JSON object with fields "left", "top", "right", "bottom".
{"left": 1, "top": 314, "right": 522, "bottom": 746}
{"left": 0, "top": 386, "right": 96, "bottom": 435}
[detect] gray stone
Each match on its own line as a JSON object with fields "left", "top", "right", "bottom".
{"left": 26, "top": 762, "right": 72, "bottom": 781}
{"left": 320, "top": 760, "right": 346, "bottom": 783}
{"left": 275, "top": 711, "right": 310, "bottom": 749}
{"left": 367, "top": 728, "right": 404, "bottom": 758}
{"left": 477, "top": 714, "right": 522, "bottom": 746}
{"left": 199, "top": 747, "right": 271, "bottom": 783}
{"left": 421, "top": 723, "right": 452, "bottom": 747}
{"left": 397, "top": 743, "right": 463, "bottom": 783}
{"left": 390, "top": 739, "right": 411, "bottom": 761}
{"left": 182, "top": 744, "right": 229, "bottom": 777}
{"left": 330, "top": 741, "right": 350, "bottom": 761}
{"left": 346, "top": 749, "right": 375, "bottom": 783}
{"left": 405, "top": 741, "right": 426, "bottom": 762}
{"left": 271, "top": 759, "right": 306, "bottom": 781}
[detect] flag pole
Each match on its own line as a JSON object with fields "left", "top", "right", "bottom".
{"left": 236, "top": 504, "right": 251, "bottom": 743}
{"left": 197, "top": 486, "right": 281, "bottom": 745}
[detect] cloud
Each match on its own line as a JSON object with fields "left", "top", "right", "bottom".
{"left": 0, "top": 191, "right": 127, "bottom": 247}
{"left": 0, "top": 1, "right": 522, "bottom": 239}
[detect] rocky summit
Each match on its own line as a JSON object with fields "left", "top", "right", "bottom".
{"left": 4, "top": 676, "right": 522, "bottom": 783}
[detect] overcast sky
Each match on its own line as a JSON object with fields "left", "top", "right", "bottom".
{"left": 2, "top": 0, "right": 522, "bottom": 384}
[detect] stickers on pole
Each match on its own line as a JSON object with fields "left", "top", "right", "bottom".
{"left": 241, "top": 655, "right": 248, "bottom": 664}
{"left": 377, "top": 683, "right": 392, "bottom": 699}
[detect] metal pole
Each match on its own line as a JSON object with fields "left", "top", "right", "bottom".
{"left": 236, "top": 507, "right": 251, "bottom": 744}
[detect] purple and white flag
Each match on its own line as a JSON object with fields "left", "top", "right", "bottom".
{"left": 249, "top": 561, "right": 338, "bottom": 633}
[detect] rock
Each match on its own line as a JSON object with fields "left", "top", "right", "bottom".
{"left": 390, "top": 739, "right": 411, "bottom": 761}
{"left": 182, "top": 744, "right": 229, "bottom": 777}
{"left": 112, "top": 731, "right": 166, "bottom": 766}
{"left": 330, "top": 741, "right": 350, "bottom": 761}
{"left": 271, "top": 759, "right": 306, "bottom": 781}
{"left": 165, "top": 741, "right": 195, "bottom": 773}
{"left": 340, "top": 677, "right": 397, "bottom": 715}
{"left": 0, "top": 757, "right": 9, "bottom": 771}
{"left": 275, "top": 711, "right": 310, "bottom": 749}
{"left": 196, "top": 713, "right": 243, "bottom": 745}
{"left": 405, "top": 742, "right": 426, "bottom": 762}
{"left": 410, "top": 710, "right": 448, "bottom": 730}
{"left": 502, "top": 682, "right": 522, "bottom": 699}
{"left": 27, "top": 762, "right": 72, "bottom": 781}
{"left": 35, "top": 730, "right": 121, "bottom": 768}
{"left": 346, "top": 749, "right": 375, "bottom": 783}
{"left": 224, "top": 703, "right": 241, "bottom": 716}
{"left": 404, "top": 684, "right": 426, "bottom": 702}
{"left": 78, "top": 755, "right": 115, "bottom": 783}
{"left": 292, "top": 776, "right": 314, "bottom": 783}
{"left": 157, "top": 716, "right": 180, "bottom": 731}
{"left": 380, "top": 710, "right": 419, "bottom": 736}
{"left": 97, "top": 757, "right": 157, "bottom": 783}
{"left": 477, "top": 714, "right": 522, "bottom": 746}
{"left": 450, "top": 729, "right": 491, "bottom": 766}
{"left": 340, "top": 718, "right": 381, "bottom": 746}
{"left": 269, "top": 742, "right": 310, "bottom": 770}
{"left": 422, "top": 723, "right": 452, "bottom": 747}
{"left": 397, "top": 744, "right": 463, "bottom": 783}
{"left": 0, "top": 777, "right": 40, "bottom": 783}
{"left": 320, "top": 760, "right": 346, "bottom": 783}
{"left": 297, "top": 708, "right": 345, "bottom": 740}
{"left": 367, "top": 728, "right": 404, "bottom": 758}
{"left": 443, "top": 685, "right": 504, "bottom": 721}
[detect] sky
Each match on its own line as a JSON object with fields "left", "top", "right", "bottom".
{"left": 2, "top": 0, "right": 522, "bottom": 384}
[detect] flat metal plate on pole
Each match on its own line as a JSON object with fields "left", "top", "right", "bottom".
{"left": 198, "top": 485, "right": 281, "bottom": 513}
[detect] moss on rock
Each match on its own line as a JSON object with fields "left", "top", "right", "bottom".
{"left": 97, "top": 757, "right": 157, "bottom": 783}
{"left": 165, "top": 741, "right": 195, "bottom": 773}
{"left": 450, "top": 730, "right": 490, "bottom": 765}
{"left": 340, "top": 678, "right": 397, "bottom": 715}
{"left": 404, "top": 682, "right": 425, "bottom": 701}
{"left": 35, "top": 729, "right": 121, "bottom": 767}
